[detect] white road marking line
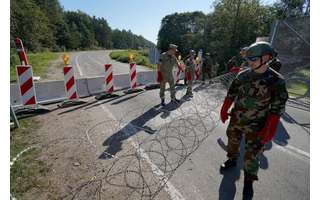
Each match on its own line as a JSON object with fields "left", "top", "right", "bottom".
{"left": 273, "top": 141, "right": 309, "bottom": 160}
{"left": 100, "top": 104, "right": 186, "bottom": 200}
{"left": 75, "top": 54, "right": 83, "bottom": 76}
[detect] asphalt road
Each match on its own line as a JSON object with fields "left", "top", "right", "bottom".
{"left": 94, "top": 83, "right": 309, "bottom": 200}
{"left": 64, "top": 51, "right": 310, "bottom": 199}
{"left": 68, "top": 50, "right": 151, "bottom": 78}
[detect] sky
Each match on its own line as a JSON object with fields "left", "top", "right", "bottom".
{"left": 59, "top": 0, "right": 277, "bottom": 44}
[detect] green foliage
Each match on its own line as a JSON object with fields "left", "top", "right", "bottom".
{"left": 109, "top": 50, "right": 156, "bottom": 69}
{"left": 10, "top": 118, "right": 51, "bottom": 199}
{"left": 157, "top": 0, "right": 281, "bottom": 71}
{"left": 10, "top": 0, "right": 154, "bottom": 52}
{"left": 157, "top": 11, "right": 206, "bottom": 56}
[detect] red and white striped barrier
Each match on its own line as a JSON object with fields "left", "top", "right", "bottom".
{"left": 15, "top": 38, "right": 29, "bottom": 65}
{"left": 129, "top": 62, "right": 137, "bottom": 89}
{"left": 16, "top": 65, "right": 37, "bottom": 106}
{"left": 104, "top": 64, "right": 114, "bottom": 93}
{"left": 175, "top": 63, "right": 184, "bottom": 83}
{"left": 63, "top": 66, "right": 78, "bottom": 100}
{"left": 195, "top": 64, "right": 201, "bottom": 80}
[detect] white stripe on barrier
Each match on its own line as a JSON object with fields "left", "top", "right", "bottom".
{"left": 64, "top": 68, "right": 74, "bottom": 83}
{"left": 63, "top": 66, "right": 78, "bottom": 100}
{"left": 22, "top": 86, "right": 35, "bottom": 105}
{"left": 129, "top": 63, "right": 137, "bottom": 89}
{"left": 18, "top": 67, "right": 32, "bottom": 85}
{"left": 16, "top": 65, "right": 37, "bottom": 106}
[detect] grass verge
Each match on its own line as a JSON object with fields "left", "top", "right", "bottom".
{"left": 109, "top": 49, "right": 156, "bottom": 69}
{"left": 10, "top": 118, "right": 51, "bottom": 199}
{"left": 10, "top": 51, "right": 62, "bottom": 82}
{"left": 286, "top": 67, "right": 309, "bottom": 98}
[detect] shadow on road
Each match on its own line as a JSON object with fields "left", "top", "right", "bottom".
{"left": 219, "top": 166, "right": 241, "bottom": 200}
{"left": 281, "top": 111, "right": 310, "bottom": 133}
{"left": 273, "top": 121, "right": 291, "bottom": 146}
{"left": 99, "top": 100, "right": 186, "bottom": 159}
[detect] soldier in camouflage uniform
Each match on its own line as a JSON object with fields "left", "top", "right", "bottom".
{"left": 184, "top": 50, "right": 197, "bottom": 97}
{"left": 158, "top": 44, "right": 180, "bottom": 106}
{"left": 202, "top": 52, "right": 214, "bottom": 82}
{"left": 219, "top": 41, "right": 288, "bottom": 200}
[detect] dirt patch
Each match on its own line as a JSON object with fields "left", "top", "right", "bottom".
{"left": 44, "top": 58, "right": 64, "bottom": 81}
{"left": 11, "top": 98, "right": 170, "bottom": 200}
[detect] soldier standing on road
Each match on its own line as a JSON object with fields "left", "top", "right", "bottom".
{"left": 158, "top": 44, "right": 180, "bottom": 106}
{"left": 219, "top": 41, "right": 288, "bottom": 199}
{"left": 184, "top": 50, "right": 197, "bottom": 97}
{"left": 202, "top": 52, "right": 213, "bottom": 82}
{"left": 211, "top": 52, "right": 219, "bottom": 78}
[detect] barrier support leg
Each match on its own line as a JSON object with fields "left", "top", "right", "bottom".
{"left": 14, "top": 104, "right": 50, "bottom": 116}
{"left": 95, "top": 92, "right": 119, "bottom": 100}
{"left": 58, "top": 99, "right": 86, "bottom": 108}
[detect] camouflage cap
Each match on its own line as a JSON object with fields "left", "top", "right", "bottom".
{"left": 169, "top": 44, "right": 178, "bottom": 51}
{"left": 246, "top": 41, "right": 276, "bottom": 58}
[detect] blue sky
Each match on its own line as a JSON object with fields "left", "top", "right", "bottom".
{"left": 59, "top": 0, "right": 277, "bottom": 44}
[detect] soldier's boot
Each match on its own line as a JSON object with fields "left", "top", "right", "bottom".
{"left": 220, "top": 158, "right": 237, "bottom": 171}
{"left": 161, "top": 99, "right": 165, "bottom": 106}
{"left": 171, "top": 97, "right": 180, "bottom": 104}
{"left": 242, "top": 178, "right": 254, "bottom": 200}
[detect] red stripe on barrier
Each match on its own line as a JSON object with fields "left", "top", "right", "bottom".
{"left": 131, "top": 71, "right": 136, "bottom": 81}
{"left": 20, "top": 77, "right": 33, "bottom": 95}
{"left": 105, "top": 64, "right": 112, "bottom": 70}
{"left": 107, "top": 73, "right": 113, "bottom": 83}
{"left": 130, "top": 63, "right": 135, "bottom": 69}
{"left": 25, "top": 96, "right": 36, "bottom": 105}
{"left": 17, "top": 66, "right": 29, "bottom": 76}
{"left": 66, "top": 77, "right": 75, "bottom": 91}
{"left": 69, "top": 92, "right": 77, "bottom": 100}
{"left": 63, "top": 66, "right": 72, "bottom": 75}
{"left": 107, "top": 86, "right": 114, "bottom": 93}
{"left": 132, "top": 82, "right": 137, "bottom": 88}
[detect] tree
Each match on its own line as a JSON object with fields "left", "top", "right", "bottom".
{"left": 157, "top": 12, "right": 206, "bottom": 56}
{"left": 11, "top": 0, "right": 55, "bottom": 51}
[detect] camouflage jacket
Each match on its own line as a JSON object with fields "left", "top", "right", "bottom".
{"left": 159, "top": 52, "right": 177, "bottom": 78}
{"left": 226, "top": 68, "right": 288, "bottom": 130}
{"left": 185, "top": 57, "right": 196, "bottom": 72}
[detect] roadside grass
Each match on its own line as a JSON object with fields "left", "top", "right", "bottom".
{"left": 109, "top": 49, "right": 156, "bottom": 69}
{"left": 10, "top": 118, "right": 51, "bottom": 199}
{"left": 10, "top": 51, "right": 62, "bottom": 82}
{"left": 286, "top": 67, "right": 309, "bottom": 98}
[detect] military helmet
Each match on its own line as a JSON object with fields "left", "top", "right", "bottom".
{"left": 246, "top": 41, "right": 277, "bottom": 58}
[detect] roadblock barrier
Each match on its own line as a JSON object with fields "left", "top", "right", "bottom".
{"left": 11, "top": 71, "right": 158, "bottom": 107}
{"left": 15, "top": 38, "right": 29, "bottom": 65}
{"left": 16, "top": 65, "right": 36, "bottom": 106}
{"left": 105, "top": 64, "right": 114, "bottom": 93}
{"left": 63, "top": 66, "right": 79, "bottom": 100}
{"left": 195, "top": 64, "right": 201, "bottom": 80}
{"left": 129, "top": 62, "right": 137, "bottom": 89}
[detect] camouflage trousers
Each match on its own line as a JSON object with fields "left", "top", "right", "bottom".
{"left": 201, "top": 67, "right": 212, "bottom": 81}
{"left": 185, "top": 69, "right": 195, "bottom": 94}
{"left": 226, "top": 122, "right": 264, "bottom": 181}
{"left": 159, "top": 77, "right": 176, "bottom": 100}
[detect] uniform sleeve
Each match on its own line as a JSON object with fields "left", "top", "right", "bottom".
{"left": 226, "top": 77, "right": 241, "bottom": 100}
{"left": 158, "top": 54, "right": 164, "bottom": 64}
{"left": 269, "top": 79, "right": 288, "bottom": 115}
